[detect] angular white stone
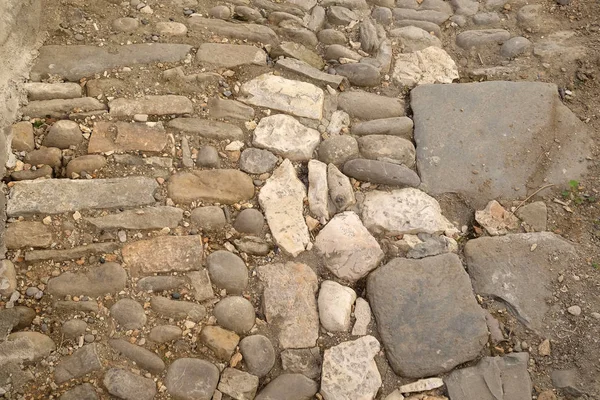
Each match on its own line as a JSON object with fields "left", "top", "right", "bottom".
{"left": 318, "top": 280, "right": 357, "bottom": 332}
{"left": 253, "top": 114, "right": 320, "bottom": 161}
{"left": 399, "top": 377, "right": 444, "bottom": 393}
{"left": 393, "top": 46, "right": 459, "bottom": 88}
{"left": 239, "top": 74, "right": 324, "bottom": 120}
{"left": 315, "top": 211, "right": 384, "bottom": 282}
{"left": 308, "top": 160, "right": 330, "bottom": 223}
{"left": 259, "top": 159, "right": 310, "bottom": 257}
{"left": 321, "top": 336, "right": 382, "bottom": 400}
{"left": 352, "top": 298, "right": 372, "bottom": 336}
{"left": 361, "top": 188, "right": 454, "bottom": 235}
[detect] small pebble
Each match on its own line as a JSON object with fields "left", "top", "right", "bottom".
{"left": 172, "top": 292, "right": 181, "bottom": 300}
{"left": 567, "top": 305, "right": 582, "bottom": 316}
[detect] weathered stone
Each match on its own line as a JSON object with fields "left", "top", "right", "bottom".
{"left": 109, "top": 339, "right": 165, "bottom": 374}
{"left": 239, "top": 335, "right": 276, "bottom": 377}
{"left": 103, "top": 368, "right": 156, "bottom": 400}
{"left": 22, "top": 98, "right": 107, "bottom": 118}
{"left": 328, "top": 6, "right": 358, "bottom": 25}
{"left": 411, "top": 82, "right": 592, "bottom": 207}
{"left": 321, "top": 336, "right": 382, "bottom": 400}
{"left": 473, "top": 11, "right": 500, "bottom": 25}
{"left": 358, "top": 135, "right": 416, "bottom": 167}
{"left": 234, "top": 6, "right": 262, "bottom": 21}
{"left": 54, "top": 300, "right": 100, "bottom": 312}
{"left": 258, "top": 160, "right": 310, "bottom": 257}
{"left": 338, "top": 91, "right": 405, "bottom": 120}
{"left": 149, "top": 325, "right": 182, "bottom": 343}
{"left": 318, "top": 29, "right": 347, "bottom": 45}
{"left": 392, "top": 8, "right": 451, "bottom": 24}
{"left": 255, "top": 374, "right": 318, "bottom": 400}
{"left": 233, "top": 236, "right": 273, "bottom": 256}
{"left": 55, "top": 344, "right": 102, "bottom": 384}
{"left": 344, "top": 159, "right": 420, "bottom": 187}
{"left": 272, "top": 42, "right": 325, "bottom": 69}
{"left": 325, "top": 44, "right": 363, "bottom": 62}
{"left": 336, "top": 63, "right": 381, "bottom": 87}
{"left": 318, "top": 135, "right": 359, "bottom": 167}
{"left": 196, "top": 145, "right": 220, "bottom": 168}
{"left": 151, "top": 296, "right": 206, "bottom": 322}
{"left": 318, "top": 280, "right": 357, "bottom": 331}
{"left": 218, "top": 368, "right": 259, "bottom": 400}
{"left": 551, "top": 369, "right": 584, "bottom": 397}
{"left": 48, "top": 263, "right": 127, "bottom": 297}
{"left": 5, "top": 221, "right": 52, "bottom": 249}
{"left": 167, "top": 118, "right": 244, "bottom": 140}
{"left": 475, "top": 200, "right": 520, "bottom": 235}
{"left": 109, "top": 96, "right": 192, "bottom": 117}
{"left": 66, "top": 155, "right": 107, "bottom": 177}
{"left": 137, "top": 276, "right": 186, "bottom": 293}
{"left": 406, "top": 234, "right": 457, "bottom": 259}
{"left": 43, "top": 120, "right": 82, "bottom": 149}
{"left": 11, "top": 165, "right": 53, "bottom": 181}
{"left": 308, "top": 160, "right": 330, "bottom": 223}
{"left": 465, "top": 232, "right": 576, "bottom": 331}
{"left": 368, "top": 254, "right": 488, "bottom": 377}
{"left": 253, "top": 114, "right": 320, "bottom": 161}
{"left": 276, "top": 58, "right": 345, "bottom": 88}
{"left": 214, "top": 296, "right": 255, "bottom": 334}
{"left": 393, "top": 46, "right": 458, "bottom": 88}
{"left": 446, "top": 353, "right": 532, "bottom": 400}
{"left": 123, "top": 235, "right": 202, "bottom": 275}
{"left": 7, "top": 332, "right": 55, "bottom": 361}
{"left": 199, "top": 326, "right": 240, "bottom": 360}
{"left": 168, "top": 170, "right": 254, "bottom": 205}
{"left": 327, "top": 163, "right": 355, "bottom": 212}
{"left": 25, "top": 146, "right": 62, "bottom": 167}
{"left": 307, "top": 5, "right": 326, "bottom": 30}
{"left": 451, "top": 0, "right": 479, "bottom": 15}
{"left": 31, "top": 44, "right": 192, "bottom": 81}
{"left": 86, "top": 206, "right": 183, "bottom": 230}
{"left": 110, "top": 299, "right": 146, "bottom": 330}
{"left": 165, "top": 358, "right": 219, "bottom": 400}
{"left": 276, "top": 20, "right": 318, "bottom": 47}
{"left": 156, "top": 21, "right": 187, "bottom": 36}
{"left": 187, "top": 270, "right": 215, "bottom": 302}
{"left": 456, "top": 29, "right": 510, "bottom": 48}
{"left": 501, "top": 36, "right": 533, "bottom": 58}
{"left": 315, "top": 212, "right": 384, "bottom": 281}
{"left": 190, "top": 206, "right": 227, "bottom": 232}
{"left": 258, "top": 262, "right": 319, "bottom": 349}
{"left": 112, "top": 17, "right": 140, "bottom": 32}
{"left": 188, "top": 17, "right": 279, "bottom": 46}
{"left": 24, "top": 82, "right": 82, "bottom": 101}
{"left": 62, "top": 319, "right": 87, "bottom": 340}
{"left": 516, "top": 201, "right": 547, "bottom": 232}
{"left": 239, "top": 74, "right": 324, "bottom": 120}
{"left": 59, "top": 383, "right": 99, "bottom": 400}
{"left": 88, "top": 121, "right": 167, "bottom": 153}
{"left": 390, "top": 26, "right": 442, "bottom": 52}
{"left": 281, "top": 348, "right": 322, "bottom": 379}
{"left": 352, "top": 117, "right": 413, "bottom": 139}
{"left": 10, "top": 121, "right": 35, "bottom": 152}
{"left": 239, "top": 148, "right": 278, "bottom": 175}
{"left": 7, "top": 176, "right": 158, "bottom": 216}
{"left": 233, "top": 209, "right": 265, "bottom": 235}
{"left": 533, "top": 31, "right": 586, "bottom": 63}
{"left": 208, "top": 98, "right": 255, "bottom": 121}
{"left": 372, "top": 6, "right": 393, "bottom": 24}
{"left": 209, "top": 5, "right": 231, "bottom": 19}
{"left": 113, "top": 154, "right": 173, "bottom": 168}
{"left": 25, "top": 243, "right": 119, "bottom": 262}
{"left": 352, "top": 297, "right": 372, "bottom": 336}
{"left": 197, "top": 43, "right": 267, "bottom": 69}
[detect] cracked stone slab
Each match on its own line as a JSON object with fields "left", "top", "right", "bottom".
{"left": 88, "top": 121, "right": 168, "bottom": 153}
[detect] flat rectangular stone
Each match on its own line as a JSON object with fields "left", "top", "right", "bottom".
{"left": 85, "top": 206, "right": 183, "bottom": 230}
{"left": 7, "top": 177, "right": 158, "bottom": 216}
{"left": 25, "top": 243, "right": 119, "bottom": 262}
{"left": 188, "top": 17, "right": 279, "bottom": 46}
{"left": 113, "top": 154, "right": 173, "bottom": 168}
{"left": 167, "top": 118, "right": 244, "bottom": 140}
{"left": 122, "top": 235, "right": 203, "bottom": 275}
{"left": 88, "top": 121, "right": 168, "bottom": 153}
{"left": 21, "top": 98, "right": 107, "bottom": 118}
{"left": 31, "top": 44, "right": 192, "bottom": 81}
{"left": 24, "top": 82, "right": 82, "bottom": 101}
{"left": 276, "top": 57, "right": 346, "bottom": 88}
{"left": 197, "top": 43, "right": 267, "bottom": 68}
{"left": 109, "top": 95, "right": 193, "bottom": 117}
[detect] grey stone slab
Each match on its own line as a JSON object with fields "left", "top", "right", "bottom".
{"left": 31, "top": 44, "right": 192, "bottom": 81}
{"left": 85, "top": 206, "right": 183, "bottom": 230}
{"left": 367, "top": 253, "right": 488, "bottom": 378}
{"left": 276, "top": 57, "right": 346, "bottom": 88}
{"left": 7, "top": 177, "right": 158, "bottom": 217}
{"left": 48, "top": 263, "right": 127, "bottom": 297}
{"left": 25, "top": 243, "right": 119, "bottom": 262}
{"left": 21, "top": 98, "right": 107, "bottom": 118}
{"left": 411, "top": 82, "right": 592, "bottom": 208}
{"left": 54, "top": 344, "right": 102, "bottom": 384}
{"left": 464, "top": 232, "right": 577, "bottom": 332}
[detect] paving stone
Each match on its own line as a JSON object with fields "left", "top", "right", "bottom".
{"left": 258, "top": 160, "right": 310, "bottom": 257}
{"left": 5, "top": 221, "right": 52, "bottom": 249}
{"left": 451, "top": 0, "right": 480, "bottom": 15}
{"left": 357, "top": 135, "right": 416, "bottom": 167}
{"left": 217, "top": 368, "right": 259, "bottom": 400}
{"left": 368, "top": 253, "right": 489, "bottom": 377}
{"left": 54, "top": 344, "right": 102, "bottom": 384}
{"left": 21, "top": 98, "right": 107, "bottom": 118}
{"left": 445, "top": 353, "right": 532, "bottom": 400}
{"left": 352, "top": 297, "right": 372, "bottom": 336}
{"left": 188, "top": 17, "right": 279, "bottom": 46}
{"left": 137, "top": 276, "right": 186, "bottom": 293}
{"left": 156, "top": 21, "right": 187, "bottom": 36}
{"left": 233, "top": 236, "right": 273, "bottom": 256}
{"left": 394, "top": 19, "right": 442, "bottom": 37}
{"left": 208, "top": 97, "right": 255, "bottom": 121}
{"left": 165, "top": 358, "right": 219, "bottom": 400}
{"left": 253, "top": 114, "right": 320, "bottom": 161}
{"left": 11, "top": 165, "right": 53, "bottom": 181}
{"left": 113, "top": 154, "right": 173, "bottom": 168}
{"left": 234, "top": 6, "right": 263, "bottom": 21}
{"left": 110, "top": 299, "right": 147, "bottom": 330}
{"left": 338, "top": 91, "right": 405, "bottom": 120}
{"left": 411, "top": 82, "right": 592, "bottom": 207}
{"left": 112, "top": 17, "right": 140, "bottom": 32}
{"left": 54, "top": 300, "right": 100, "bottom": 312}
{"left": 239, "top": 74, "right": 324, "bottom": 120}
{"left": 233, "top": 209, "right": 265, "bottom": 235}
{"left": 103, "top": 368, "right": 156, "bottom": 400}
{"left": 88, "top": 121, "right": 167, "bottom": 153}
{"left": 239, "top": 148, "right": 278, "bottom": 175}
{"left": 393, "top": 46, "right": 458, "bottom": 87}
{"left": 187, "top": 270, "right": 215, "bottom": 302}
{"left": 325, "top": 44, "right": 363, "bottom": 62}
{"left": 25, "top": 242, "right": 119, "bottom": 262}
{"left": 239, "top": 335, "right": 276, "bottom": 377}
{"left": 315, "top": 211, "right": 384, "bottom": 282}
{"left": 372, "top": 6, "right": 393, "bottom": 24}
{"left": 59, "top": 383, "right": 99, "bottom": 400}
{"left": 168, "top": 170, "right": 254, "bottom": 205}
{"left": 31, "top": 44, "right": 192, "bottom": 81}
{"left": 516, "top": 201, "right": 547, "bottom": 232}
{"left": 10, "top": 121, "right": 35, "bottom": 152}
{"left": 62, "top": 319, "right": 87, "bottom": 340}
{"left": 213, "top": 296, "right": 255, "bottom": 334}
{"left": 167, "top": 118, "right": 244, "bottom": 140}
{"left": 281, "top": 348, "right": 322, "bottom": 379}
{"left": 66, "top": 155, "right": 107, "bottom": 177}
{"left": 473, "top": 11, "right": 500, "bottom": 25}
{"left": 501, "top": 36, "right": 533, "bottom": 58}
{"left": 335, "top": 63, "right": 381, "bottom": 87}
{"left": 276, "top": 20, "right": 318, "bottom": 47}
{"left": 390, "top": 26, "right": 442, "bottom": 52}
{"left": 109, "top": 95, "right": 192, "bottom": 117}
{"left": 48, "top": 263, "right": 127, "bottom": 297}
{"left": 328, "top": 6, "right": 358, "bottom": 25}
{"left": 197, "top": 43, "right": 267, "bottom": 69}
{"left": 7, "top": 332, "right": 55, "bottom": 362}
{"left": 255, "top": 374, "right": 318, "bottom": 400}
{"left": 317, "top": 135, "right": 359, "bottom": 167}
{"left": 24, "top": 146, "right": 62, "bottom": 168}
{"left": 196, "top": 145, "right": 220, "bottom": 168}
{"left": 86, "top": 206, "right": 183, "bottom": 230}
{"left": 258, "top": 262, "right": 319, "bottom": 349}
{"left": 150, "top": 296, "right": 206, "bottom": 322}
{"left": 327, "top": 163, "right": 355, "bottom": 212}
{"left": 343, "top": 159, "right": 420, "bottom": 187}
{"left": 322, "top": 0, "right": 370, "bottom": 8}
{"left": 108, "top": 339, "right": 165, "bottom": 374}
{"left": 318, "top": 280, "right": 357, "bottom": 332}
{"left": 24, "top": 82, "right": 82, "bottom": 101}
{"left": 318, "top": 29, "right": 347, "bottom": 45}
{"left": 0, "top": 336, "right": 36, "bottom": 365}
{"left": 465, "top": 232, "right": 576, "bottom": 331}
{"left": 392, "top": 8, "right": 451, "bottom": 24}
{"left": 7, "top": 176, "right": 158, "bottom": 216}
{"left": 276, "top": 57, "right": 345, "bottom": 88}
{"left": 122, "top": 235, "right": 203, "bottom": 275}
{"left": 352, "top": 117, "right": 413, "bottom": 139}
{"left": 516, "top": 4, "right": 541, "bottom": 28}
{"left": 209, "top": 5, "right": 231, "bottom": 19}
{"left": 190, "top": 206, "right": 227, "bottom": 232}
{"left": 551, "top": 369, "right": 584, "bottom": 397}
{"left": 199, "top": 326, "right": 240, "bottom": 361}
{"left": 43, "top": 120, "right": 82, "bottom": 149}
{"left": 272, "top": 42, "right": 325, "bottom": 69}
{"left": 149, "top": 325, "right": 182, "bottom": 343}
{"left": 321, "top": 336, "right": 382, "bottom": 400}
{"left": 456, "top": 29, "right": 510, "bottom": 48}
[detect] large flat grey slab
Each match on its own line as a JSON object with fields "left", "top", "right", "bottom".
{"left": 31, "top": 44, "right": 192, "bottom": 81}
{"left": 411, "top": 82, "right": 592, "bottom": 208}
{"left": 7, "top": 177, "right": 158, "bottom": 216}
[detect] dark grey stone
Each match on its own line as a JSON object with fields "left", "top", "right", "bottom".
{"left": 343, "top": 159, "right": 420, "bottom": 187}
{"left": 190, "top": 206, "right": 227, "bottom": 232}
{"left": 335, "top": 63, "right": 381, "bottom": 87}
{"left": 55, "top": 344, "right": 102, "bottom": 384}
{"left": 338, "top": 91, "right": 405, "bottom": 120}
{"left": 240, "top": 148, "right": 278, "bottom": 175}
{"left": 551, "top": 369, "right": 584, "bottom": 397}
{"left": 213, "top": 296, "right": 255, "bottom": 334}
{"left": 62, "top": 319, "right": 87, "bottom": 340}
{"left": 196, "top": 146, "right": 220, "bottom": 168}
{"left": 501, "top": 36, "right": 533, "bottom": 58}
{"left": 233, "top": 209, "right": 265, "bottom": 234}
{"left": 352, "top": 117, "right": 413, "bottom": 139}
{"left": 318, "top": 135, "right": 359, "bottom": 166}
{"left": 103, "top": 368, "right": 156, "bottom": 400}
{"left": 109, "top": 339, "right": 165, "bottom": 374}
{"left": 206, "top": 250, "right": 248, "bottom": 295}
{"left": 281, "top": 347, "right": 322, "bottom": 379}
{"left": 43, "top": 120, "right": 83, "bottom": 149}
{"left": 255, "top": 374, "right": 318, "bottom": 400}
{"left": 110, "top": 299, "right": 146, "bottom": 330}
{"left": 357, "top": 135, "right": 416, "bottom": 167}
{"left": 165, "top": 358, "right": 220, "bottom": 400}
{"left": 59, "top": 383, "right": 98, "bottom": 400}
{"left": 239, "top": 335, "right": 276, "bottom": 377}
{"left": 150, "top": 296, "right": 206, "bottom": 322}
{"left": 367, "top": 253, "right": 488, "bottom": 378}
